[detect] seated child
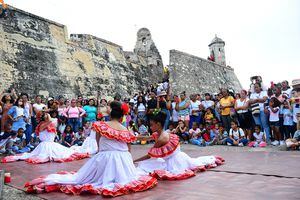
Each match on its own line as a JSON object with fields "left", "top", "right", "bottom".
{"left": 73, "top": 127, "right": 85, "bottom": 146}
{"left": 286, "top": 122, "right": 300, "bottom": 150}
{"left": 83, "top": 122, "right": 91, "bottom": 138}
{"left": 137, "top": 119, "right": 149, "bottom": 145}
{"left": 61, "top": 125, "right": 75, "bottom": 147}
{"left": 0, "top": 123, "right": 16, "bottom": 155}
{"left": 248, "top": 125, "right": 267, "bottom": 147}
{"left": 226, "top": 121, "right": 248, "bottom": 146}
{"left": 209, "top": 123, "right": 228, "bottom": 145}
{"left": 167, "top": 122, "right": 176, "bottom": 134}
{"left": 128, "top": 120, "right": 139, "bottom": 144}
{"left": 11, "top": 128, "right": 29, "bottom": 153}
{"left": 174, "top": 120, "right": 189, "bottom": 144}
{"left": 189, "top": 122, "right": 204, "bottom": 146}
{"left": 214, "top": 124, "right": 229, "bottom": 145}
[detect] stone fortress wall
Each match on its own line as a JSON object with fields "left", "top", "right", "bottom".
{"left": 0, "top": 5, "right": 241, "bottom": 98}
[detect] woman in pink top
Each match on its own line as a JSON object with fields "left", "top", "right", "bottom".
{"left": 63, "top": 99, "right": 86, "bottom": 133}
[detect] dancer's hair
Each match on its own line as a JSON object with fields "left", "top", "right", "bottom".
{"left": 149, "top": 111, "right": 167, "bottom": 128}
{"left": 110, "top": 101, "right": 124, "bottom": 119}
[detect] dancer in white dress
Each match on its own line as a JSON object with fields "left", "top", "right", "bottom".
{"left": 24, "top": 101, "right": 157, "bottom": 197}
{"left": 135, "top": 111, "right": 225, "bottom": 180}
{"left": 70, "top": 129, "right": 98, "bottom": 154}
{"left": 1, "top": 112, "right": 89, "bottom": 164}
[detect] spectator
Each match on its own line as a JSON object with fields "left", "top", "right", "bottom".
{"left": 189, "top": 94, "right": 201, "bottom": 128}
{"left": 234, "top": 90, "right": 253, "bottom": 139}
{"left": 189, "top": 122, "right": 204, "bottom": 146}
{"left": 281, "top": 80, "right": 292, "bottom": 98}
{"left": 135, "top": 95, "right": 147, "bottom": 122}
{"left": 249, "top": 83, "right": 271, "bottom": 143}
{"left": 32, "top": 95, "right": 47, "bottom": 130}
{"left": 83, "top": 99, "right": 97, "bottom": 123}
{"left": 63, "top": 99, "right": 86, "bottom": 133}
{"left": 202, "top": 93, "right": 215, "bottom": 110}
{"left": 98, "top": 99, "right": 110, "bottom": 121}
{"left": 0, "top": 123, "right": 15, "bottom": 155}
{"left": 226, "top": 121, "right": 248, "bottom": 146}
{"left": 213, "top": 124, "right": 228, "bottom": 145}
{"left": 204, "top": 107, "right": 214, "bottom": 125}
{"left": 266, "top": 97, "right": 282, "bottom": 146}
{"left": 8, "top": 97, "right": 27, "bottom": 133}
{"left": 219, "top": 89, "right": 234, "bottom": 132}
{"left": 170, "top": 95, "right": 179, "bottom": 127}
{"left": 1, "top": 92, "right": 14, "bottom": 133}
{"left": 156, "top": 91, "right": 171, "bottom": 130}
{"left": 248, "top": 125, "right": 266, "bottom": 147}
{"left": 61, "top": 125, "right": 75, "bottom": 147}
{"left": 285, "top": 122, "right": 300, "bottom": 150}
{"left": 21, "top": 93, "right": 34, "bottom": 149}
{"left": 281, "top": 100, "right": 293, "bottom": 139}
{"left": 176, "top": 91, "right": 190, "bottom": 128}
{"left": 174, "top": 120, "right": 189, "bottom": 144}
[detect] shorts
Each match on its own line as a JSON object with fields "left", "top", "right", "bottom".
{"left": 269, "top": 121, "right": 280, "bottom": 127}
{"left": 179, "top": 115, "right": 190, "bottom": 121}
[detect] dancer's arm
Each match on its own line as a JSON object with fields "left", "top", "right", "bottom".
{"left": 134, "top": 154, "right": 150, "bottom": 163}
{"left": 136, "top": 135, "right": 153, "bottom": 141}
{"left": 127, "top": 143, "right": 131, "bottom": 153}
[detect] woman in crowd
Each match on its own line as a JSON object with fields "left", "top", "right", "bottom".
{"left": 135, "top": 95, "right": 147, "bottom": 122}
{"left": 7, "top": 97, "right": 27, "bottom": 133}
{"left": 219, "top": 89, "right": 234, "bottom": 132}
{"left": 2, "top": 111, "right": 89, "bottom": 163}
{"left": 156, "top": 91, "right": 171, "bottom": 130}
{"left": 63, "top": 99, "right": 86, "bottom": 133}
{"left": 249, "top": 83, "right": 271, "bottom": 143}
{"left": 189, "top": 94, "right": 201, "bottom": 128}
{"left": 134, "top": 111, "right": 224, "bottom": 180}
{"left": 234, "top": 90, "right": 253, "bottom": 139}
{"left": 24, "top": 101, "right": 157, "bottom": 197}
{"left": 98, "top": 99, "right": 110, "bottom": 121}
{"left": 83, "top": 99, "right": 97, "bottom": 123}
{"left": 176, "top": 91, "right": 190, "bottom": 128}
{"left": 1, "top": 93, "right": 14, "bottom": 133}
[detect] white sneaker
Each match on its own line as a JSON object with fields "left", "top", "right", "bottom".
{"left": 227, "top": 142, "right": 232, "bottom": 146}
{"left": 271, "top": 140, "right": 279, "bottom": 146}
{"left": 238, "top": 143, "right": 244, "bottom": 147}
{"left": 279, "top": 140, "right": 285, "bottom": 146}
{"left": 184, "top": 141, "right": 188, "bottom": 144}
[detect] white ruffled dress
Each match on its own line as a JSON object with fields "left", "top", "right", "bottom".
{"left": 24, "top": 121, "right": 157, "bottom": 197}
{"left": 2, "top": 122, "right": 89, "bottom": 164}
{"left": 137, "top": 132, "right": 225, "bottom": 180}
{"left": 71, "top": 130, "right": 98, "bottom": 154}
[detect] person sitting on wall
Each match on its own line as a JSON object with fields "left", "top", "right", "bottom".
{"left": 0, "top": 0, "right": 8, "bottom": 19}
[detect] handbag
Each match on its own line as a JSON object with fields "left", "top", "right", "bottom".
{"left": 251, "top": 103, "right": 260, "bottom": 116}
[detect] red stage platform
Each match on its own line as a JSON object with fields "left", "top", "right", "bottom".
{"left": 1, "top": 145, "right": 300, "bottom": 200}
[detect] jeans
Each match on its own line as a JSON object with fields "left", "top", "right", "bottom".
{"left": 162, "top": 109, "right": 170, "bottom": 130}
{"left": 190, "top": 138, "right": 204, "bottom": 146}
{"left": 25, "top": 124, "right": 33, "bottom": 145}
{"left": 226, "top": 138, "right": 248, "bottom": 146}
{"left": 68, "top": 118, "right": 80, "bottom": 133}
{"left": 189, "top": 115, "right": 201, "bottom": 129}
{"left": 252, "top": 111, "right": 271, "bottom": 142}
{"left": 221, "top": 115, "right": 232, "bottom": 132}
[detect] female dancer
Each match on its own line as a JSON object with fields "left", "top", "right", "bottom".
{"left": 2, "top": 111, "right": 89, "bottom": 163}
{"left": 135, "top": 111, "right": 224, "bottom": 180}
{"left": 24, "top": 101, "right": 157, "bottom": 197}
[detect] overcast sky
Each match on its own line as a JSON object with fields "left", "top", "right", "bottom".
{"left": 6, "top": 0, "right": 300, "bottom": 89}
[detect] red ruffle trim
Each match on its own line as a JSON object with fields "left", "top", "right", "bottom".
{"left": 25, "top": 171, "right": 157, "bottom": 197}
{"left": 148, "top": 133, "right": 180, "bottom": 158}
{"left": 1, "top": 153, "right": 89, "bottom": 164}
{"left": 35, "top": 122, "right": 57, "bottom": 136}
{"left": 150, "top": 156, "right": 225, "bottom": 180}
{"left": 92, "top": 121, "right": 136, "bottom": 143}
